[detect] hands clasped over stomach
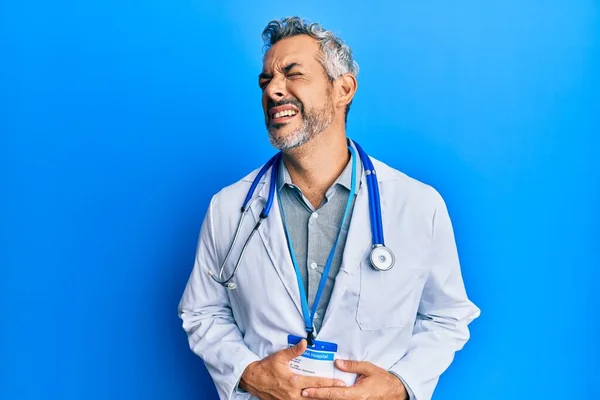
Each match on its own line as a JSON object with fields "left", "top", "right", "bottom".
{"left": 239, "top": 340, "right": 407, "bottom": 400}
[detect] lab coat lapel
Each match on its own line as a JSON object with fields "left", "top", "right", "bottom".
{"left": 321, "top": 174, "right": 372, "bottom": 329}
{"left": 249, "top": 167, "right": 304, "bottom": 317}
{"left": 339, "top": 156, "right": 393, "bottom": 277}
{"left": 340, "top": 175, "right": 372, "bottom": 276}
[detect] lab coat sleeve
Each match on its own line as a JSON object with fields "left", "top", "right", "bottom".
{"left": 388, "top": 189, "right": 480, "bottom": 400}
{"left": 178, "top": 195, "right": 260, "bottom": 400}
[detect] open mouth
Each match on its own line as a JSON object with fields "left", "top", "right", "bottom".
{"left": 269, "top": 106, "right": 300, "bottom": 125}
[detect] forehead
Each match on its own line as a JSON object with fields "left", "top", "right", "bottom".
{"left": 262, "top": 35, "right": 322, "bottom": 70}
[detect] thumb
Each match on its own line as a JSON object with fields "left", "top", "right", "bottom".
{"left": 335, "top": 359, "right": 376, "bottom": 375}
{"left": 281, "top": 339, "right": 307, "bottom": 361}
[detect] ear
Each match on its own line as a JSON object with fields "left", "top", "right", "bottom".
{"left": 334, "top": 73, "right": 358, "bottom": 110}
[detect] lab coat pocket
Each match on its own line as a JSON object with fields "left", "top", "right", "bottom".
{"left": 356, "top": 261, "right": 427, "bottom": 331}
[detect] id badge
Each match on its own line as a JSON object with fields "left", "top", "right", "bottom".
{"left": 287, "top": 334, "right": 337, "bottom": 379}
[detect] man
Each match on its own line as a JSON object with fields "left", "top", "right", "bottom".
{"left": 179, "top": 16, "right": 480, "bottom": 400}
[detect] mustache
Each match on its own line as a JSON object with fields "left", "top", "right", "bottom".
{"left": 267, "top": 98, "right": 304, "bottom": 116}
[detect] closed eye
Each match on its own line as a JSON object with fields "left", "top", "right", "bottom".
{"left": 259, "top": 80, "right": 270, "bottom": 90}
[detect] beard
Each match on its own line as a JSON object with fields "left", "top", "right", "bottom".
{"left": 266, "top": 95, "right": 334, "bottom": 151}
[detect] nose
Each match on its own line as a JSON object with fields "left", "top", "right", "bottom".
{"left": 265, "top": 76, "right": 287, "bottom": 101}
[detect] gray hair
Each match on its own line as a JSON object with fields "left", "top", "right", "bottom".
{"left": 261, "top": 17, "right": 359, "bottom": 121}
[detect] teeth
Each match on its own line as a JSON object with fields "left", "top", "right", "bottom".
{"left": 273, "top": 110, "right": 297, "bottom": 119}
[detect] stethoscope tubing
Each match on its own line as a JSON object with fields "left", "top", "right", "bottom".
{"left": 353, "top": 140, "right": 383, "bottom": 246}
{"left": 210, "top": 140, "right": 390, "bottom": 287}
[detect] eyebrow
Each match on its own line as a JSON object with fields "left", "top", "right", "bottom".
{"left": 283, "top": 62, "right": 301, "bottom": 72}
{"left": 258, "top": 62, "right": 303, "bottom": 80}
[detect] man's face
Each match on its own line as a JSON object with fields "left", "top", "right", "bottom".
{"left": 259, "top": 35, "right": 336, "bottom": 151}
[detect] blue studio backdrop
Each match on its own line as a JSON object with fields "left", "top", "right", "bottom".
{"left": 1, "top": 1, "right": 598, "bottom": 399}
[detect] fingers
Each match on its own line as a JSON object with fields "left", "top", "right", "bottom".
{"left": 295, "top": 376, "right": 346, "bottom": 389}
{"left": 302, "top": 387, "right": 351, "bottom": 399}
{"left": 280, "top": 339, "right": 308, "bottom": 361}
{"left": 334, "top": 359, "right": 376, "bottom": 376}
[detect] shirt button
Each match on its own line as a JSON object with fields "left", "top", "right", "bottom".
{"left": 314, "top": 313, "right": 319, "bottom": 319}
{"left": 311, "top": 212, "right": 319, "bottom": 219}
{"left": 310, "top": 262, "right": 317, "bottom": 270}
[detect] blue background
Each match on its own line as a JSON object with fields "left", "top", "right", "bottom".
{"left": 1, "top": 1, "right": 598, "bottom": 399}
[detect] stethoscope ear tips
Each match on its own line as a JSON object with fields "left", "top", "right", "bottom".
{"left": 206, "top": 268, "right": 238, "bottom": 289}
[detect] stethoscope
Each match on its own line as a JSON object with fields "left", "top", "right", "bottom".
{"left": 208, "top": 139, "right": 395, "bottom": 290}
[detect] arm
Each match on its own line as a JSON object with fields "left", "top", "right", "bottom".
{"left": 388, "top": 189, "right": 480, "bottom": 400}
{"left": 178, "top": 195, "right": 260, "bottom": 400}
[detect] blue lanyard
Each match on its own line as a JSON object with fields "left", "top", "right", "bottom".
{"left": 277, "top": 146, "right": 357, "bottom": 345}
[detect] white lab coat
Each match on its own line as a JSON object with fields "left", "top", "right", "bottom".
{"left": 178, "top": 156, "right": 480, "bottom": 400}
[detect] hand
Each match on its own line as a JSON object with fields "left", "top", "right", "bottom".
{"left": 301, "top": 359, "right": 408, "bottom": 400}
{"left": 240, "top": 339, "right": 347, "bottom": 400}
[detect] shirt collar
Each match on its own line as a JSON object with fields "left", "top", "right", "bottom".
{"left": 277, "top": 140, "right": 362, "bottom": 194}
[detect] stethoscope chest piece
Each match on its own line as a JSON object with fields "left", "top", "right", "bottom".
{"left": 370, "top": 245, "right": 395, "bottom": 271}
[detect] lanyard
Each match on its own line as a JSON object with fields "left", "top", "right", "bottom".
{"left": 277, "top": 146, "right": 357, "bottom": 345}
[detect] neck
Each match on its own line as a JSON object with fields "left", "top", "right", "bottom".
{"left": 282, "top": 129, "right": 349, "bottom": 209}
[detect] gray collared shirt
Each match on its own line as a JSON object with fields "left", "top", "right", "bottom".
{"left": 277, "top": 148, "right": 362, "bottom": 333}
